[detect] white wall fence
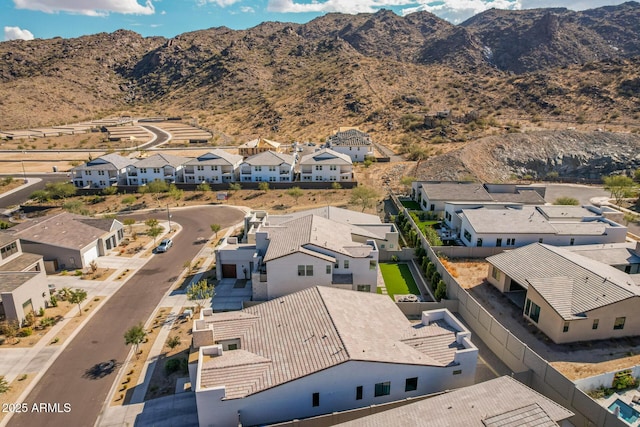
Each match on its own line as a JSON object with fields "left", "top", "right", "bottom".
{"left": 574, "top": 365, "right": 640, "bottom": 393}
{"left": 390, "top": 193, "right": 627, "bottom": 427}
{"left": 431, "top": 245, "right": 506, "bottom": 259}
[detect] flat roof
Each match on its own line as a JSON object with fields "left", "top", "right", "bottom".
{"left": 0, "top": 272, "right": 40, "bottom": 293}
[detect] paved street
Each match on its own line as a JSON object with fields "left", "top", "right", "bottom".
{"left": 7, "top": 205, "right": 244, "bottom": 427}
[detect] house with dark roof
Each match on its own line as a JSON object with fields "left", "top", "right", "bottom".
{"left": 487, "top": 243, "right": 640, "bottom": 343}
{"left": 126, "top": 153, "right": 188, "bottom": 186}
{"left": 183, "top": 149, "right": 243, "bottom": 184}
{"left": 70, "top": 153, "right": 134, "bottom": 189}
{"left": 328, "top": 376, "right": 574, "bottom": 427}
{"left": 299, "top": 148, "right": 353, "bottom": 182}
{"left": 6, "top": 212, "right": 124, "bottom": 271}
{"left": 191, "top": 286, "right": 478, "bottom": 427}
{"left": 0, "top": 235, "right": 49, "bottom": 325}
{"left": 239, "top": 151, "right": 296, "bottom": 182}
{"left": 325, "top": 128, "right": 374, "bottom": 162}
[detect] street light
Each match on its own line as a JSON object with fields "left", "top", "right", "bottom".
{"left": 167, "top": 204, "right": 172, "bottom": 232}
{"left": 21, "top": 160, "right": 27, "bottom": 184}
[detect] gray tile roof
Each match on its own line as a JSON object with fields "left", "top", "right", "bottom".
{"left": 487, "top": 243, "right": 640, "bottom": 319}
{"left": 7, "top": 212, "right": 118, "bottom": 250}
{"left": 186, "top": 149, "right": 242, "bottom": 166}
{"left": 422, "top": 182, "right": 493, "bottom": 202}
{"left": 266, "top": 206, "right": 381, "bottom": 226}
{"left": 0, "top": 272, "right": 40, "bottom": 293}
{"left": 71, "top": 153, "right": 134, "bottom": 172}
{"left": 335, "top": 376, "right": 573, "bottom": 427}
{"left": 200, "top": 286, "right": 458, "bottom": 398}
{"left": 133, "top": 153, "right": 188, "bottom": 168}
{"left": 490, "top": 189, "right": 546, "bottom": 204}
{"left": 0, "top": 253, "right": 42, "bottom": 272}
{"left": 0, "top": 234, "right": 18, "bottom": 247}
{"left": 327, "top": 129, "right": 372, "bottom": 146}
{"left": 299, "top": 148, "right": 352, "bottom": 165}
{"left": 262, "top": 214, "right": 374, "bottom": 262}
{"left": 243, "top": 150, "right": 294, "bottom": 166}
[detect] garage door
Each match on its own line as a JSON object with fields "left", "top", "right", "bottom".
{"left": 221, "top": 264, "right": 237, "bottom": 279}
{"left": 82, "top": 245, "right": 100, "bottom": 266}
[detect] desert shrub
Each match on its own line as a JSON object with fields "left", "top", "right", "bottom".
{"left": 165, "top": 357, "right": 188, "bottom": 375}
{"left": 19, "top": 327, "right": 33, "bottom": 337}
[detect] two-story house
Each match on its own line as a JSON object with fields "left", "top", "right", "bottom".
{"left": 183, "top": 149, "right": 243, "bottom": 184}
{"left": 239, "top": 151, "right": 295, "bottom": 182}
{"left": 238, "top": 137, "right": 281, "bottom": 158}
{"left": 325, "top": 128, "right": 374, "bottom": 162}
{"left": 299, "top": 148, "right": 353, "bottom": 182}
{"left": 70, "top": 153, "right": 134, "bottom": 189}
{"left": 126, "top": 153, "right": 188, "bottom": 186}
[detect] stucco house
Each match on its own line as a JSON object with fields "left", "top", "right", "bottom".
{"left": 126, "top": 153, "right": 188, "bottom": 186}
{"left": 239, "top": 151, "right": 296, "bottom": 182}
{"left": 332, "top": 376, "right": 574, "bottom": 427}
{"left": 238, "top": 137, "right": 281, "bottom": 157}
{"left": 325, "top": 128, "right": 374, "bottom": 162}
{"left": 486, "top": 243, "right": 640, "bottom": 343}
{"left": 0, "top": 235, "right": 49, "bottom": 325}
{"left": 70, "top": 153, "right": 134, "bottom": 189}
{"left": 299, "top": 148, "right": 353, "bottom": 182}
{"left": 191, "top": 286, "right": 478, "bottom": 427}
{"left": 183, "top": 149, "right": 243, "bottom": 184}
{"left": 6, "top": 212, "right": 124, "bottom": 271}
{"left": 458, "top": 205, "right": 627, "bottom": 248}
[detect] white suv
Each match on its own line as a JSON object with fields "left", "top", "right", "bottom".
{"left": 157, "top": 239, "right": 173, "bottom": 253}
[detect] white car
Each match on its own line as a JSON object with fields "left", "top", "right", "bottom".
{"left": 156, "top": 239, "right": 173, "bottom": 253}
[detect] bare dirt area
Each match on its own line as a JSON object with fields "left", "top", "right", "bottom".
{"left": 0, "top": 374, "right": 35, "bottom": 424}
{"left": 450, "top": 260, "right": 640, "bottom": 380}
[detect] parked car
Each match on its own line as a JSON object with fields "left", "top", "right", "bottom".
{"left": 157, "top": 239, "right": 173, "bottom": 253}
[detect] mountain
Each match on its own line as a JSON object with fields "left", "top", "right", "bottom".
{"left": 0, "top": 3, "right": 639, "bottom": 152}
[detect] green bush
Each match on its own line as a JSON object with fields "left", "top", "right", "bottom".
{"left": 426, "top": 263, "right": 436, "bottom": 279}
{"left": 75, "top": 270, "right": 83, "bottom": 276}
{"left": 612, "top": 370, "right": 636, "bottom": 390}
{"left": 165, "top": 357, "right": 188, "bottom": 375}
{"left": 19, "top": 327, "right": 33, "bottom": 337}
{"left": 435, "top": 280, "right": 447, "bottom": 301}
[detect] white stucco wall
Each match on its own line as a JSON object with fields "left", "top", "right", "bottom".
{"left": 265, "top": 252, "right": 334, "bottom": 299}
{"left": 331, "top": 145, "right": 373, "bottom": 162}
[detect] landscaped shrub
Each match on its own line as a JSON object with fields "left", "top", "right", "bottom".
{"left": 426, "top": 262, "right": 436, "bottom": 279}
{"left": 612, "top": 370, "right": 637, "bottom": 390}
{"left": 19, "top": 327, "right": 33, "bottom": 337}
{"left": 165, "top": 357, "right": 188, "bottom": 375}
{"left": 430, "top": 272, "right": 441, "bottom": 290}
{"left": 435, "top": 280, "right": 447, "bottom": 301}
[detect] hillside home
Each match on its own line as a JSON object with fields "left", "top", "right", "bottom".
{"left": 239, "top": 151, "right": 296, "bottom": 182}
{"left": 126, "top": 153, "right": 188, "bottom": 186}
{"left": 330, "top": 376, "right": 574, "bottom": 427}
{"left": 0, "top": 235, "right": 49, "bottom": 325}
{"left": 299, "top": 148, "right": 353, "bottom": 182}
{"left": 238, "top": 137, "right": 281, "bottom": 157}
{"left": 183, "top": 149, "right": 243, "bottom": 184}
{"left": 487, "top": 243, "right": 640, "bottom": 343}
{"left": 70, "top": 153, "right": 134, "bottom": 189}
{"left": 325, "top": 128, "right": 374, "bottom": 162}
{"left": 6, "top": 212, "right": 124, "bottom": 271}
{"left": 458, "top": 205, "right": 627, "bottom": 248}
{"left": 191, "top": 287, "right": 478, "bottom": 427}
{"left": 411, "top": 181, "right": 546, "bottom": 216}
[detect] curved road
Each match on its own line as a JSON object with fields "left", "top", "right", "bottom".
{"left": 8, "top": 205, "right": 245, "bottom": 427}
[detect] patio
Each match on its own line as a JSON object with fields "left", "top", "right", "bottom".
{"left": 211, "top": 278, "right": 252, "bottom": 312}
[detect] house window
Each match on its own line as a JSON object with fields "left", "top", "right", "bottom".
{"left": 255, "top": 166, "right": 262, "bottom": 171}
{"left": 306, "top": 265, "right": 313, "bottom": 276}
{"left": 405, "top": 377, "right": 418, "bottom": 392}
{"left": 570, "top": 238, "right": 575, "bottom": 245}
{"left": 197, "top": 165, "right": 204, "bottom": 171}
{"left": 369, "top": 260, "right": 377, "bottom": 270}
{"left": 539, "top": 238, "right": 543, "bottom": 243}
{"left": 153, "top": 168, "right": 161, "bottom": 174}
{"left": 98, "top": 170, "right": 105, "bottom": 176}
{"left": 527, "top": 300, "right": 541, "bottom": 323}
{"left": 344, "top": 260, "right": 349, "bottom": 269}
{"left": 463, "top": 229, "right": 471, "bottom": 242}
{"left": 381, "top": 244, "right": 385, "bottom": 249}
{"left": 140, "top": 168, "right": 147, "bottom": 173}
{"left": 0, "top": 242, "right": 18, "bottom": 260}
{"left": 614, "top": 317, "right": 626, "bottom": 330}
{"left": 452, "top": 370, "right": 462, "bottom": 375}
{"left": 298, "top": 265, "right": 305, "bottom": 276}
{"left": 269, "top": 176, "right": 276, "bottom": 182}
{"left": 315, "top": 165, "right": 323, "bottom": 171}
{"left": 524, "top": 298, "right": 531, "bottom": 315}
{"left": 269, "top": 166, "right": 276, "bottom": 172}
{"left": 625, "top": 265, "right": 631, "bottom": 273}
{"left": 86, "top": 170, "right": 92, "bottom": 176}
{"left": 496, "top": 238, "right": 502, "bottom": 247}
{"left": 357, "top": 285, "right": 371, "bottom": 292}
{"left": 491, "top": 267, "right": 501, "bottom": 281}
{"left": 356, "top": 386, "right": 363, "bottom": 400}
{"left": 315, "top": 176, "right": 323, "bottom": 181}
{"left": 326, "top": 265, "right": 331, "bottom": 274}
{"left": 334, "top": 262, "right": 339, "bottom": 269}
{"left": 563, "top": 322, "right": 569, "bottom": 333}
{"left": 228, "top": 343, "right": 238, "bottom": 350}
{"left": 312, "top": 392, "right": 320, "bottom": 407}
{"left": 476, "top": 238, "right": 483, "bottom": 247}
{"left": 141, "top": 178, "right": 148, "bottom": 184}
{"left": 592, "top": 319, "right": 599, "bottom": 330}
{"left": 506, "top": 238, "right": 516, "bottom": 246}
{"left": 330, "top": 165, "right": 337, "bottom": 171}
{"left": 212, "top": 166, "right": 218, "bottom": 171}
{"left": 430, "top": 204, "right": 435, "bottom": 211}
{"left": 374, "top": 381, "right": 391, "bottom": 397}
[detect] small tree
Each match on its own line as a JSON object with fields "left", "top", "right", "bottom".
{"left": 45, "top": 182, "right": 77, "bottom": 199}
{"left": 167, "top": 336, "right": 181, "bottom": 350}
{"left": 168, "top": 184, "right": 183, "bottom": 201}
{"left": 0, "top": 320, "right": 19, "bottom": 344}
{"left": 603, "top": 175, "right": 635, "bottom": 205}
{"left": 286, "top": 186, "right": 304, "bottom": 202}
{"left": 331, "top": 182, "right": 342, "bottom": 190}
{"left": 187, "top": 279, "right": 216, "bottom": 312}
{"left": 124, "top": 323, "right": 147, "bottom": 359}
{"left": 258, "top": 182, "right": 270, "bottom": 192}
{"left": 0, "top": 376, "right": 9, "bottom": 394}
{"left": 553, "top": 196, "right": 579, "bottom": 205}
{"left": 123, "top": 218, "right": 136, "bottom": 234}
{"left": 147, "top": 226, "right": 162, "bottom": 245}
{"left": 435, "top": 280, "right": 447, "bottom": 301}
{"left": 196, "top": 182, "right": 211, "bottom": 195}
{"left": 350, "top": 185, "right": 380, "bottom": 212}
{"left": 69, "top": 288, "right": 88, "bottom": 316}
{"left": 210, "top": 224, "right": 221, "bottom": 239}
{"left": 102, "top": 186, "right": 118, "bottom": 195}
{"left": 30, "top": 190, "right": 51, "bottom": 203}
{"left": 228, "top": 182, "right": 241, "bottom": 194}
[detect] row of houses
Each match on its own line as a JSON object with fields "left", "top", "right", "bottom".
{"left": 71, "top": 148, "right": 355, "bottom": 189}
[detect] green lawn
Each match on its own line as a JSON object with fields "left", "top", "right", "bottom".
{"left": 379, "top": 263, "right": 420, "bottom": 299}
{"left": 401, "top": 200, "right": 422, "bottom": 210}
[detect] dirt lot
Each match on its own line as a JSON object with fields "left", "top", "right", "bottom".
{"left": 449, "top": 259, "right": 640, "bottom": 380}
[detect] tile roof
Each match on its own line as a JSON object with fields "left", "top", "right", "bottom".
{"left": 6, "top": 212, "right": 119, "bottom": 250}
{"left": 487, "top": 243, "right": 640, "bottom": 319}
{"left": 299, "top": 148, "right": 352, "bottom": 165}
{"left": 0, "top": 272, "right": 40, "bottom": 293}
{"left": 327, "top": 129, "right": 372, "bottom": 146}
{"left": 243, "top": 150, "right": 294, "bottom": 166}
{"left": 490, "top": 189, "right": 546, "bottom": 204}
{"left": 71, "top": 153, "right": 134, "bottom": 171}
{"left": 200, "top": 287, "right": 457, "bottom": 398}
{"left": 266, "top": 206, "right": 381, "bottom": 226}
{"left": 422, "top": 182, "right": 493, "bottom": 202}
{"left": 186, "top": 149, "right": 242, "bottom": 166}
{"left": 0, "top": 253, "right": 42, "bottom": 272}
{"left": 334, "top": 376, "right": 573, "bottom": 427}
{"left": 0, "top": 234, "right": 18, "bottom": 247}
{"left": 133, "top": 153, "right": 188, "bottom": 168}
{"left": 261, "top": 215, "right": 374, "bottom": 262}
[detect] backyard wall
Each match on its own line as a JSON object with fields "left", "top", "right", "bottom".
{"left": 574, "top": 365, "right": 640, "bottom": 393}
